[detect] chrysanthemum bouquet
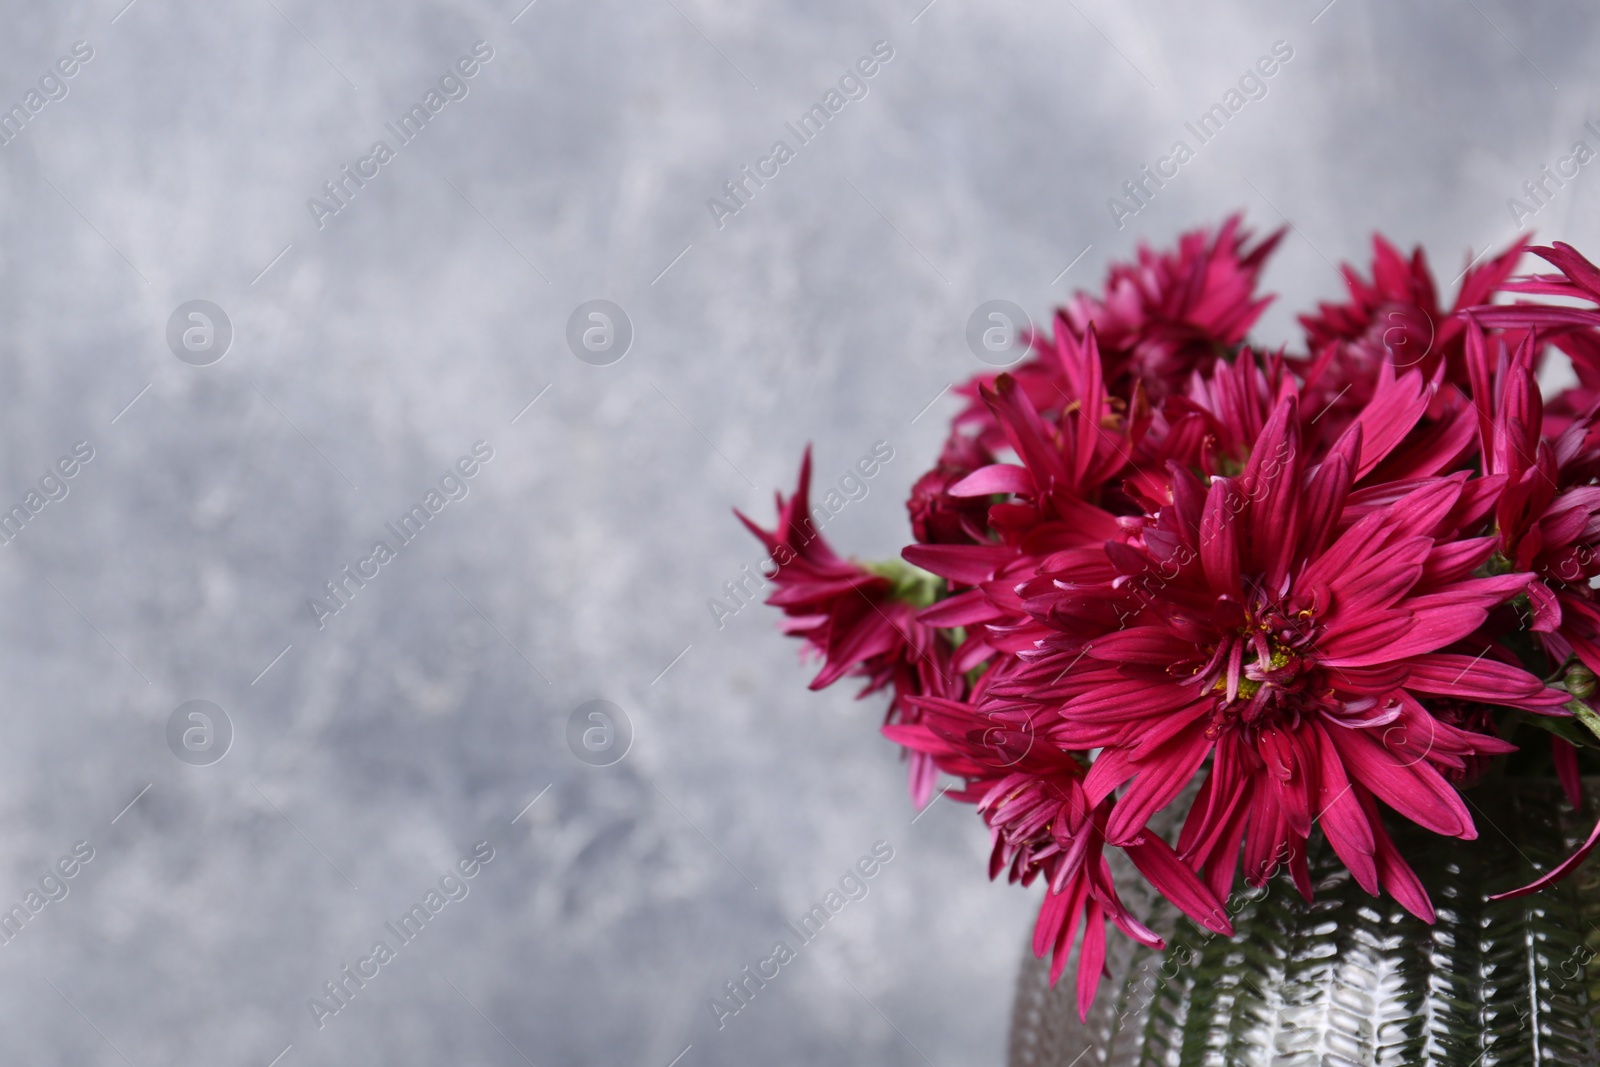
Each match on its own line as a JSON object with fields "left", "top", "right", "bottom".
{"left": 740, "top": 217, "right": 1600, "bottom": 1017}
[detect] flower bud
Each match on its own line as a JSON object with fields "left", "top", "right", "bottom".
{"left": 1566, "top": 663, "right": 1598, "bottom": 700}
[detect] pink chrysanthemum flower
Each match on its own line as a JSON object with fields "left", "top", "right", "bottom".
{"left": 942, "top": 214, "right": 1278, "bottom": 462}
{"left": 1296, "top": 233, "right": 1528, "bottom": 423}
{"left": 738, "top": 449, "right": 961, "bottom": 806}
{"left": 991, "top": 392, "right": 1567, "bottom": 909}
{"left": 1063, "top": 214, "right": 1283, "bottom": 400}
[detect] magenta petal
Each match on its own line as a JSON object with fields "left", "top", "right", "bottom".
{"left": 917, "top": 588, "right": 996, "bottom": 627}
{"left": 1076, "top": 900, "right": 1107, "bottom": 1021}
{"left": 1310, "top": 725, "right": 1378, "bottom": 893}
{"left": 1083, "top": 746, "right": 1137, "bottom": 808}
{"left": 1047, "top": 875, "right": 1092, "bottom": 984}
{"left": 1315, "top": 613, "right": 1414, "bottom": 662}
{"left": 1554, "top": 737, "right": 1583, "bottom": 809}
{"left": 1104, "top": 730, "right": 1214, "bottom": 843}
{"left": 1323, "top": 576, "right": 1531, "bottom": 667}
{"left": 1066, "top": 684, "right": 1200, "bottom": 722}
{"left": 1199, "top": 480, "right": 1242, "bottom": 594}
{"left": 1528, "top": 581, "right": 1562, "bottom": 633}
{"left": 949, "top": 463, "right": 1035, "bottom": 498}
{"left": 1322, "top": 723, "right": 1473, "bottom": 839}
{"left": 1351, "top": 367, "right": 1432, "bottom": 478}
{"left": 1491, "top": 812, "right": 1600, "bottom": 901}
{"left": 1033, "top": 880, "right": 1072, "bottom": 960}
{"left": 1071, "top": 331, "right": 1107, "bottom": 487}
{"left": 1123, "top": 833, "right": 1233, "bottom": 936}
{"left": 1298, "top": 509, "right": 1387, "bottom": 597}
{"left": 1403, "top": 653, "right": 1570, "bottom": 709}
{"left": 907, "top": 752, "right": 939, "bottom": 809}
{"left": 1533, "top": 240, "right": 1600, "bottom": 297}
{"left": 1419, "top": 537, "right": 1497, "bottom": 586}
{"left": 1301, "top": 443, "right": 1356, "bottom": 558}
{"left": 1471, "top": 305, "right": 1600, "bottom": 330}
{"left": 1356, "top": 788, "right": 1436, "bottom": 922}
{"left": 1084, "top": 626, "right": 1194, "bottom": 665}
{"left": 901, "top": 543, "right": 1015, "bottom": 585}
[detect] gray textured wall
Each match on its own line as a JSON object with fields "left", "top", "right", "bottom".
{"left": 0, "top": 1, "right": 1594, "bottom": 1064}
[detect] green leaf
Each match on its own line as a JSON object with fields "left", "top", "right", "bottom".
{"left": 1572, "top": 698, "right": 1600, "bottom": 747}
{"left": 860, "top": 558, "right": 944, "bottom": 609}
{"left": 1520, "top": 709, "right": 1600, "bottom": 751}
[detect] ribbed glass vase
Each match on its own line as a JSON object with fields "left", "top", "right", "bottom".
{"left": 1008, "top": 780, "right": 1600, "bottom": 1066}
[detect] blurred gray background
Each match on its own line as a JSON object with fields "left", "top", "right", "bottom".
{"left": 0, "top": 0, "right": 1594, "bottom": 1063}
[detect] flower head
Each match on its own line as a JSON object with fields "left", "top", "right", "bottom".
{"left": 1063, "top": 214, "right": 1284, "bottom": 399}
{"left": 738, "top": 449, "right": 961, "bottom": 804}
{"left": 1296, "top": 234, "right": 1528, "bottom": 422}
{"left": 1016, "top": 396, "right": 1562, "bottom": 909}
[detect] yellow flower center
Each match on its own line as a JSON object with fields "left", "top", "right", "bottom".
{"left": 1209, "top": 644, "right": 1294, "bottom": 702}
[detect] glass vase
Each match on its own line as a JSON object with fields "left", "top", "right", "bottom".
{"left": 1007, "top": 779, "right": 1600, "bottom": 1066}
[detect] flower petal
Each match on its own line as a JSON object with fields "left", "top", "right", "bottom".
{"left": 1123, "top": 832, "right": 1233, "bottom": 937}
{"left": 950, "top": 463, "right": 1035, "bottom": 498}
{"left": 1321, "top": 724, "right": 1473, "bottom": 839}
